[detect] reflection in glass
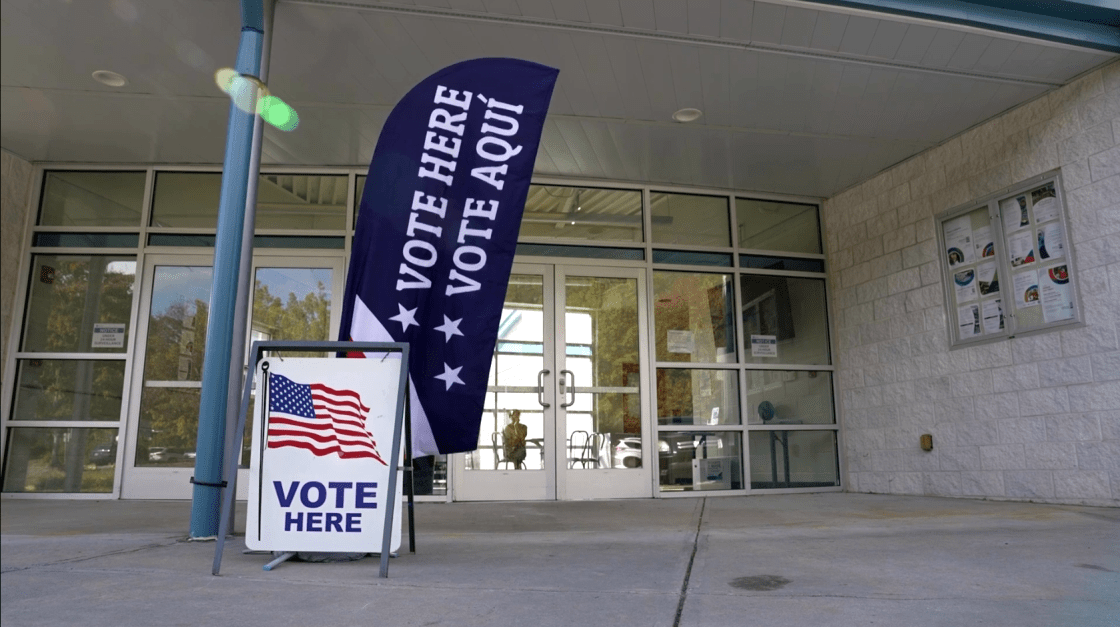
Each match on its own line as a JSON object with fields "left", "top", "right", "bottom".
{"left": 650, "top": 192, "right": 731, "bottom": 247}
{"left": 736, "top": 198, "right": 821, "bottom": 253}
{"left": 135, "top": 266, "right": 211, "bottom": 466}
{"left": 12, "top": 359, "right": 126, "bottom": 422}
{"left": 741, "top": 275, "right": 830, "bottom": 365}
{"left": 658, "top": 431, "right": 742, "bottom": 491}
{"left": 656, "top": 369, "right": 740, "bottom": 425}
{"left": 39, "top": 171, "right": 145, "bottom": 227}
{"left": 653, "top": 271, "right": 736, "bottom": 363}
{"left": 519, "top": 185, "right": 643, "bottom": 242}
{"left": 565, "top": 275, "right": 641, "bottom": 470}
{"left": 21, "top": 255, "right": 136, "bottom": 353}
{"left": 252, "top": 267, "right": 333, "bottom": 357}
{"left": 3, "top": 427, "right": 117, "bottom": 493}
{"left": 471, "top": 275, "right": 546, "bottom": 471}
{"left": 748, "top": 430, "right": 839, "bottom": 489}
{"left": 745, "top": 371, "right": 834, "bottom": 425}
{"left": 153, "top": 172, "right": 348, "bottom": 230}
{"left": 136, "top": 387, "right": 200, "bottom": 467}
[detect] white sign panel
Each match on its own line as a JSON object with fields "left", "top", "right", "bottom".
{"left": 91, "top": 323, "right": 126, "bottom": 348}
{"left": 751, "top": 334, "right": 778, "bottom": 358}
{"left": 247, "top": 358, "right": 403, "bottom": 553}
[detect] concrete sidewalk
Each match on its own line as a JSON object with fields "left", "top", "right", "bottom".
{"left": 2, "top": 494, "right": 1117, "bottom": 626}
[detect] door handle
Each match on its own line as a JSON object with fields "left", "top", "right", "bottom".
{"left": 537, "top": 369, "right": 550, "bottom": 408}
{"left": 560, "top": 369, "right": 576, "bottom": 408}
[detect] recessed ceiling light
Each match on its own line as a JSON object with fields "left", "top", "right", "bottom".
{"left": 672, "top": 107, "right": 702, "bottom": 123}
{"left": 92, "top": 70, "right": 128, "bottom": 88}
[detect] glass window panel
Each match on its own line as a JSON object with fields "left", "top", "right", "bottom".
{"left": 565, "top": 276, "right": 643, "bottom": 467}
{"left": 516, "top": 243, "right": 644, "bottom": 260}
{"left": 519, "top": 185, "right": 643, "bottom": 242}
{"left": 39, "top": 171, "right": 145, "bottom": 227}
{"left": 745, "top": 371, "right": 834, "bottom": 425}
{"left": 252, "top": 236, "right": 345, "bottom": 249}
{"left": 658, "top": 431, "right": 743, "bottom": 492}
{"left": 653, "top": 250, "right": 733, "bottom": 267}
{"left": 653, "top": 271, "right": 737, "bottom": 363}
{"left": 148, "top": 234, "right": 216, "bottom": 247}
{"left": 33, "top": 233, "right": 140, "bottom": 248}
{"left": 740, "top": 275, "right": 830, "bottom": 365}
{"left": 736, "top": 198, "right": 821, "bottom": 254}
{"left": 251, "top": 267, "right": 333, "bottom": 358}
{"left": 143, "top": 266, "right": 211, "bottom": 382}
{"left": 21, "top": 255, "right": 137, "bottom": 353}
{"left": 656, "top": 369, "right": 740, "bottom": 425}
{"left": 739, "top": 255, "right": 825, "bottom": 273}
{"left": 3, "top": 427, "right": 117, "bottom": 493}
{"left": 411, "top": 455, "right": 448, "bottom": 496}
{"left": 651, "top": 192, "right": 731, "bottom": 247}
{"left": 135, "top": 387, "right": 199, "bottom": 467}
{"left": 748, "top": 430, "right": 839, "bottom": 489}
{"left": 11, "top": 359, "right": 126, "bottom": 421}
{"left": 152, "top": 172, "right": 348, "bottom": 230}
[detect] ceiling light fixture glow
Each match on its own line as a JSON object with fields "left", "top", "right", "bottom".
{"left": 91, "top": 70, "right": 128, "bottom": 88}
{"left": 672, "top": 107, "right": 702, "bottom": 123}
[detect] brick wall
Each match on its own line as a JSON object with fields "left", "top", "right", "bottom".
{"left": 824, "top": 60, "right": 1119, "bottom": 506}
{"left": 1, "top": 149, "right": 34, "bottom": 384}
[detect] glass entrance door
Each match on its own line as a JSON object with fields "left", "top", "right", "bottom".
{"left": 121, "top": 254, "right": 342, "bottom": 499}
{"left": 453, "top": 264, "right": 651, "bottom": 501}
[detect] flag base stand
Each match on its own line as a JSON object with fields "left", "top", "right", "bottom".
{"left": 262, "top": 552, "right": 295, "bottom": 571}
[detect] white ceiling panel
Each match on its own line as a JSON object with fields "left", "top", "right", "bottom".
{"left": 687, "top": 0, "right": 722, "bottom": 38}
{"left": 779, "top": 6, "right": 816, "bottom": 49}
{"left": 865, "top": 19, "right": 908, "bottom": 60}
{"left": 720, "top": 0, "right": 755, "bottom": 41}
{"left": 750, "top": 2, "right": 785, "bottom": 46}
{"left": 838, "top": 16, "right": 880, "bottom": 57}
{"left": 619, "top": 0, "right": 657, "bottom": 31}
{"left": 809, "top": 9, "right": 848, "bottom": 52}
{"left": 1, "top": 0, "right": 1115, "bottom": 201}
{"left": 570, "top": 33, "right": 629, "bottom": 119}
{"left": 653, "top": 0, "right": 689, "bottom": 35}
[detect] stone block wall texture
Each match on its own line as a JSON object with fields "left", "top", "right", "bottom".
{"left": 823, "top": 60, "right": 1119, "bottom": 506}
{"left": 1, "top": 150, "right": 34, "bottom": 384}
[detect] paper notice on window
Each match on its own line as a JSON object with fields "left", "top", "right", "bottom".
{"left": 1001, "top": 195, "right": 1030, "bottom": 233}
{"left": 958, "top": 304, "right": 980, "bottom": 339}
{"left": 974, "top": 225, "right": 995, "bottom": 259}
{"left": 667, "top": 330, "right": 695, "bottom": 354}
{"left": 1037, "top": 222, "right": 1065, "bottom": 260}
{"left": 751, "top": 334, "right": 778, "bottom": 358}
{"left": 977, "top": 261, "right": 999, "bottom": 296}
{"left": 1008, "top": 230, "right": 1035, "bottom": 267}
{"left": 1040, "top": 265, "right": 1074, "bottom": 323}
{"left": 1032, "top": 185, "right": 1059, "bottom": 223}
{"left": 953, "top": 268, "right": 978, "bottom": 303}
{"left": 982, "top": 299, "right": 1004, "bottom": 334}
{"left": 1013, "top": 270, "right": 1040, "bottom": 309}
{"left": 943, "top": 215, "right": 974, "bottom": 267}
{"left": 91, "top": 323, "right": 126, "bottom": 348}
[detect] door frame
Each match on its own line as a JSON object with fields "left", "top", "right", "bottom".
{"left": 120, "top": 252, "right": 345, "bottom": 499}
{"left": 451, "top": 262, "right": 653, "bottom": 501}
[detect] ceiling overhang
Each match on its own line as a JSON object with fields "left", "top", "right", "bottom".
{"left": 2, "top": 0, "right": 1117, "bottom": 199}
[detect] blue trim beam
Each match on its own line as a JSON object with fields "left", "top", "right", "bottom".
{"left": 800, "top": 1, "right": 1119, "bottom": 53}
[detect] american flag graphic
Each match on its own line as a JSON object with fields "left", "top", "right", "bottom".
{"left": 267, "top": 373, "right": 386, "bottom": 465}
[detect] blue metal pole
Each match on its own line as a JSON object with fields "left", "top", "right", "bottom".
{"left": 190, "top": 0, "right": 265, "bottom": 539}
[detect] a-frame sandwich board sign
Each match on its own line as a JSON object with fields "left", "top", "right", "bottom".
{"left": 212, "top": 341, "right": 409, "bottom": 578}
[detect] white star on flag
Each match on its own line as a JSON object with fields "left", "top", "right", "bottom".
{"left": 433, "top": 315, "right": 464, "bottom": 342}
{"left": 389, "top": 303, "right": 419, "bottom": 332}
{"left": 434, "top": 363, "right": 464, "bottom": 390}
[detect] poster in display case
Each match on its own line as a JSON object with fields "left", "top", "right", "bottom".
{"left": 937, "top": 173, "right": 1080, "bottom": 348}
